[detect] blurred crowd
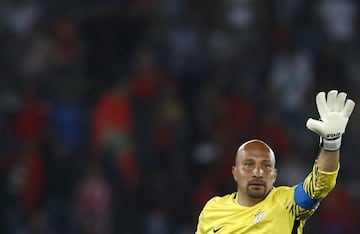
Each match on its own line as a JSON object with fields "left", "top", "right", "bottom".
{"left": 1, "top": 0, "right": 360, "bottom": 233}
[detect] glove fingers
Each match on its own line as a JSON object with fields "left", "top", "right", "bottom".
{"left": 327, "top": 90, "right": 338, "bottom": 112}
{"left": 343, "top": 99, "right": 355, "bottom": 118}
{"left": 306, "top": 118, "right": 325, "bottom": 136}
{"left": 316, "top": 92, "right": 328, "bottom": 118}
{"left": 336, "top": 92, "right": 347, "bottom": 111}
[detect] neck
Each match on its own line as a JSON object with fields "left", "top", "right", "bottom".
{"left": 236, "top": 194, "right": 264, "bottom": 207}
{"left": 236, "top": 188, "right": 273, "bottom": 207}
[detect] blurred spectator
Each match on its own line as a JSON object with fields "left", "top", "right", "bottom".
{"left": 252, "top": 108, "right": 293, "bottom": 163}
{"left": 316, "top": 184, "right": 358, "bottom": 234}
{"left": 17, "top": 21, "right": 55, "bottom": 82}
{"left": 316, "top": 0, "right": 358, "bottom": 43}
{"left": 1, "top": 0, "right": 43, "bottom": 38}
{"left": 267, "top": 43, "right": 314, "bottom": 121}
{"left": 8, "top": 83, "right": 49, "bottom": 142}
{"left": 52, "top": 16, "right": 80, "bottom": 67}
{"left": 48, "top": 79, "right": 87, "bottom": 154}
{"left": 91, "top": 79, "right": 138, "bottom": 188}
{"left": 4, "top": 140, "right": 45, "bottom": 233}
{"left": 72, "top": 163, "right": 113, "bottom": 234}
{"left": 153, "top": 80, "right": 187, "bottom": 157}
{"left": 224, "top": 0, "right": 255, "bottom": 30}
{"left": 143, "top": 210, "right": 170, "bottom": 234}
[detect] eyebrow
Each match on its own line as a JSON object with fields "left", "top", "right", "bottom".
{"left": 242, "top": 158, "right": 273, "bottom": 164}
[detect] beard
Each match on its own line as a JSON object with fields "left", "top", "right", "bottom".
{"left": 247, "top": 187, "right": 267, "bottom": 198}
{"left": 247, "top": 180, "right": 268, "bottom": 198}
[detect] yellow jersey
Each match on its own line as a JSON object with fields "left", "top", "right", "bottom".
{"left": 196, "top": 161, "right": 339, "bottom": 234}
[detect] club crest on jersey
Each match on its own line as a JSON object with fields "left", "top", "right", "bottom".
{"left": 253, "top": 211, "right": 265, "bottom": 223}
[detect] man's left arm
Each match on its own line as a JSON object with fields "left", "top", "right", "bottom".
{"left": 293, "top": 90, "right": 355, "bottom": 216}
{"left": 317, "top": 149, "right": 339, "bottom": 172}
{"left": 307, "top": 90, "right": 355, "bottom": 173}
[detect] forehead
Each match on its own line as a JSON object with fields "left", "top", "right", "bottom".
{"left": 236, "top": 140, "right": 275, "bottom": 162}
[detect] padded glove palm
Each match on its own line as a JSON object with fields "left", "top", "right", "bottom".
{"left": 306, "top": 90, "right": 355, "bottom": 151}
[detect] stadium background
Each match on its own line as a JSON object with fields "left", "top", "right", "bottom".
{"left": 0, "top": 0, "right": 359, "bottom": 233}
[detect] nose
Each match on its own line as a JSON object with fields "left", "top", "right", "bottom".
{"left": 252, "top": 165, "right": 263, "bottom": 177}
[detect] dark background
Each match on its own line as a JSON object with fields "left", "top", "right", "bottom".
{"left": 0, "top": 0, "right": 360, "bottom": 233}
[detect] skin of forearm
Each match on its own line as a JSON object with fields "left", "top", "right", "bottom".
{"left": 316, "top": 149, "right": 340, "bottom": 172}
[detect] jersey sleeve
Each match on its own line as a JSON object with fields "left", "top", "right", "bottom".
{"left": 303, "top": 160, "right": 339, "bottom": 200}
{"left": 196, "top": 206, "right": 206, "bottom": 233}
{"left": 196, "top": 197, "right": 216, "bottom": 234}
{"left": 292, "top": 160, "right": 339, "bottom": 220}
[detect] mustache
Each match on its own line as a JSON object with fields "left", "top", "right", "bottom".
{"left": 248, "top": 179, "right": 266, "bottom": 186}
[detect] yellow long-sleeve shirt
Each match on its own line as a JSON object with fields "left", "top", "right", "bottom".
{"left": 196, "top": 161, "right": 339, "bottom": 234}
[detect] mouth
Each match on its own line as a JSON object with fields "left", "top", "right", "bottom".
{"left": 249, "top": 184, "right": 265, "bottom": 188}
{"left": 248, "top": 180, "right": 266, "bottom": 187}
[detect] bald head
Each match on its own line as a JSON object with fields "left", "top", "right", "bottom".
{"left": 232, "top": 139, "right": 277, "bottom": 206}
{"left": 235, "top": 139, "right": 276, "bottom": 165}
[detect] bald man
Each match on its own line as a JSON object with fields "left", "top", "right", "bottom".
{"left": 196, "top": 90, "right": 355, "bottom": 234}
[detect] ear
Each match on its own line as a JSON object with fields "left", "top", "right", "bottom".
{"left": 232, "top": 166, "right": 237, "bottom": 182}
{"left": 272, "top": 168, "right": 278, "bottom": 183}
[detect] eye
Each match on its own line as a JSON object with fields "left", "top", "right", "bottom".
{"left": 243, "top": 161, "right": 254, "bottom": 167}
{"left": 262, "top": 163, "right": 272, "bottom": 170}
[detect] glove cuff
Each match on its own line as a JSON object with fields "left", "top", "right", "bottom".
{"left": 320, "top": 136, "right": 342, "bottom": 151}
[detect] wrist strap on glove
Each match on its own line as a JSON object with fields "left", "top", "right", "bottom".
{"left": 320, "top": 137, "right": 342, "bottom": 151}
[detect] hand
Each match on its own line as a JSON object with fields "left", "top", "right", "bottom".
{"left": 306, "top": 90, "right": 355, "bottom": 151}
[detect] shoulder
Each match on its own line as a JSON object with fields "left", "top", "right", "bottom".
{"left": 203, "top": 192, "right": 237, "bottom": 209}
{"left": 268, "top": 185, "right": 296, "bottom": 202}
{"left": 271, "top": 185, "right": 295, "bottom": 193}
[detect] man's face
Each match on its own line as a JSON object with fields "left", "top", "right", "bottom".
{"left": 232, "top": 140, "right": 277, "bottom": 203}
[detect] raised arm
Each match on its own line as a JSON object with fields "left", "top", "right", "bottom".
{"left": 290, "top": 90, "right": 355, "bottom": 220}
{"left": 317, "top": 149, "right": 339, "bottom": 172}
{"left": 306, "top": 90, "right": 355, "bottom": 172}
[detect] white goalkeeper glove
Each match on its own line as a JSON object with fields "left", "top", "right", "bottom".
{"left": 306, "top": 90, "right": 355, "bottom": 151}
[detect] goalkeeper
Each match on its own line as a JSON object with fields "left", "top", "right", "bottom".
{"left": 196, "top": 90, "right": 355, "bottom": 234}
